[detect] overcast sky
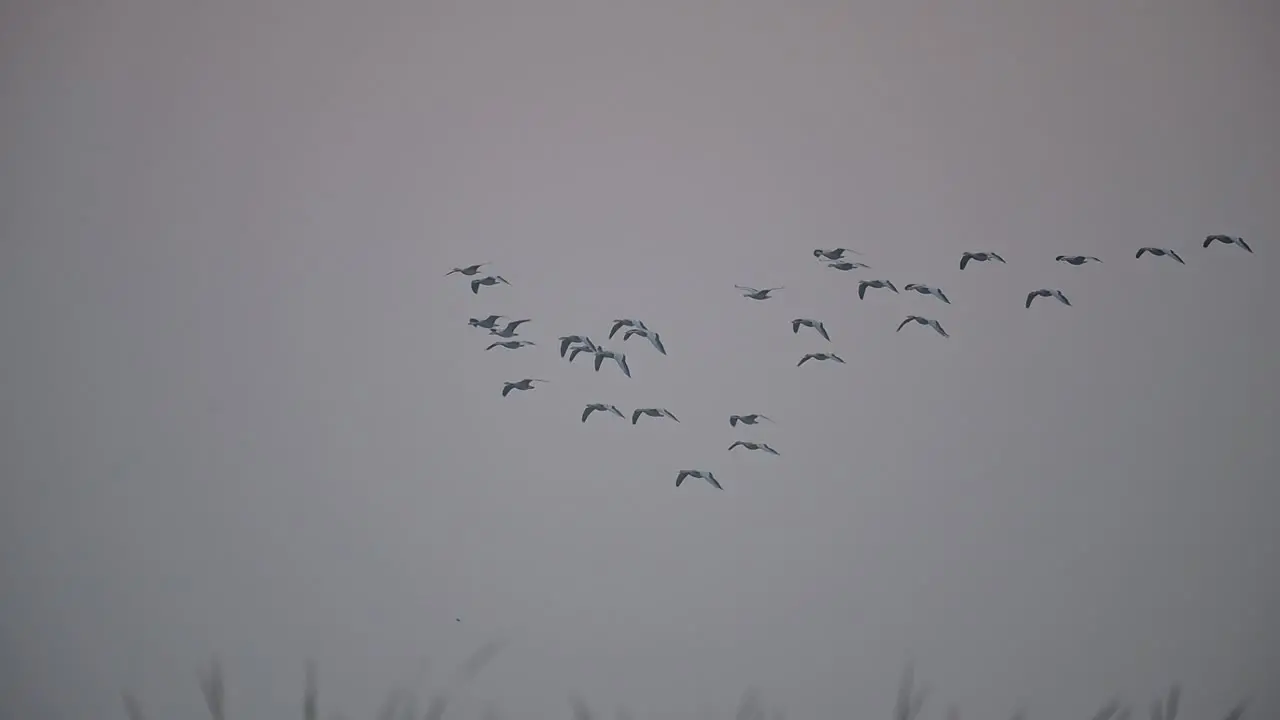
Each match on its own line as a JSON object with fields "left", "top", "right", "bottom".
{"left": 2, "top": 1, "right": 1278, "bottom": 718}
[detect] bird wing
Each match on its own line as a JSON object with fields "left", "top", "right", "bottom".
{"left": 593, "top": 353, "right": 605, "bottom": 371}
{"left": 729, "top": 441, "right": 744, "bottom": 450}
{"left": 1203, "top": 236, "right": 1215, "bottom": 248}
{"left": 446, "top": 269, "right": 460, "bottom": 276}
{"left": 817, "top": 322, "right": 830, "bottom": 341}
{"left": 582, "top": 406, "right": 595, "bottom": 422}
{"left": 931, "top": 320, "right": 949, "bottom": 337}
{"left": 832, "top": 354, "right": 845, "bottom": 363}
{"left": 887, "top": 281, "right": 898, "bottom": 292}
{"left": 735, "top": 285, "right": 757, "bottom": 293}
{"left": 663, "top": 410, "right": 679, "bottom": 422}
{"left": 1056, "top": 291, "right": 1071, "bottom": 305}
{"left": 471, "top": 279, "right": 482, "bottom": 293}
{"left": 609, "top": 405, "right": 624, "bottom": 417}
{"left": 486, "top": 342, "right": 500, "bottom": 350}
{"left": 649, "top": 333, "right": 666, "bottom": 354}
{"left": 1171, "top": 250, "right": 1185, "bottom": 264}
{"left": 508, "top": 319, "right": 531, "bottom": 330}
{"left": 764, "top": 445, "right": 780, "bottom": 455}
{"left": 568, "top": 347, "right": 586, "bottom": 362}
{"left": 616, "top": 355, "right": 631, "bottom": 377}
{"left": 960, "top": 253, "right": 972, "bottom": 269}
{"left": 502, "top": 384, "right": 514, "bottom": 396}
{"left": 1026, "top": 292, "right": 1036, "bottom": 308}
{"left": 676, "top": 471, "right": 689, "bottom": 487}
{"left": 559, "top": 337, "right": 574, "bottom": 357}
{"left": 631, "top": 409, "right": 642, "bottom": 424}
{"left": 791, "top": 319, "right": 802, "bottom": 334}
{"left": 1136, "top": 248, "right": 1148, "bottom": 258}
{"left": 704, "top": 473, "right": 723, "bottom": 490}
{"left": 729, "top": 416, "right": 740, "bottom": 427}
{"left": 993, "top": 253, "right": 1006, "bottom": 262}
{"left": 857, "top": 282, "right": 868, "bottom": 299}
{"left": 937, "top": 289, "right": 951, "bottom": 303}
{"left": 609, "top": 321, "right": 626, "bottom": 339}
{"left": 897, "top": 317, "right": 912, "bottom": 332}
{"left": 1238, "top": 237, "right": 1253, "bottom": 252}
{"left": 798, "top": 354, "right": 813, "bottom": 366}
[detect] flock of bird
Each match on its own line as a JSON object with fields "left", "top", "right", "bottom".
{"left": 448, "top": 235, "right": 1254, "bottom": 491}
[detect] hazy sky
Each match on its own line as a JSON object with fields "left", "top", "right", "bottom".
{"left": 2, "top": 1, "right": 1278, "bottom": 718}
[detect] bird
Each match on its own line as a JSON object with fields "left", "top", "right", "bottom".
{"left": 903, "top": 283, "right": 951, "bottom": 303}
{"left": 632, "top": 407, "right": 679, "bottom": 424}
{"left": 729, "top": 440, "right": 780, "bottom": 455}
{"left": 501, "top": 378, "right": 549, "bottom": 396}
{"left": 609, "top": 319, "right": 648, "bottom": 339}
{"left": 446, "top": 263, "right": 490, "bottom": 276}
{"left": 487, "top": 319, "right": 532, "bottom": 338}
{"left": 1026, "top": 288, "right": 1071, "bottom": 308}
{"left": 736, "top": 285, "right": 784, "bottom": 300}
{"left": 471, "top": 275, "right": 511, "bottom": 294}
{"left": 960, "top": 251, "right": 1006, "bottom": 269}
{"left": 468, "top": 315, "right": 507, "bottom": 329}
{"left": 558, "top": 335, "right": 596, "bottom": 358}
{"left": 827, "top": 261, "right": 871, "bottom": 271}
{"left": 675, "top": 469, "right": 722, "bottom": 489}
{"left": 592, "top": 347, "right": 632, "bottom": 377}
{"left": 857, "top": 279, "right": 898, "bottom": 299}
{"left": 622, "top": 327, "right": 667, "bottom": 355}
{"left": 896, "top": 315, "right": 949, "bottom": 337}
{"left": 1055, "top": 255, "right": 1102, "bottom": 265}
{"left": 792, "top": 318, "right": 830, "bottom": 341}
{"left": 486, "top": 340, "right": 535, "bottom": 351}
{"left": 798, "top": 352, "right": 845, "bottom": 366}
{"left": 566, "top": 343, "right": 598, "bottom": 363}
{"left": 1136, "top": 247, "right": 1185, "bottom": 264}
{"left": 814, "top": 248, "right": 862, "bottom": 261}
{"left": 729, "top": 413, "right": 773, "bottom": 427}
{"left": 582, "top": 403, "right": 625, "bottom": 422}
{"left": 1203, "top": 234, "right": 1253, "bottom": 253}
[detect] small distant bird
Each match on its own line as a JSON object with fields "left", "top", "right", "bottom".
{"left": 1026, "top": 288, "right": 1071, "bottom": 308}
{"left": 486, "top": 340, "right": 535, "bottom": 351}
{"left": 632, "top": 407, "right": 679, "bottom": 424}
{"left": 827, "top": 261, "right": 871, "bottom": 271}
{"left": 502, "top": 378, "right": 549, "bottom": 396}
{"left": 903, "top": 283, "right": 950, "bottom": 303}
{"left": 729, "top": 440, "right": 780, "bottom": 455}
{"left": 798, "top": 352, "right": 845, "bottom": 366}
{"left": 469, "top": 314, "right": 507, "bottom": 329}
{"left": 729, "top": 414, "right": 773, "bottom": 427}
{"left": 471, "top": 275, "right": 511, "bottom": 294}
{"left": 736, "top": 285, "right": 783, "bottom": 300}
{"left": 675, "top": 469, "right": 722, "bottom": 489}
{"left": 487, "top": 318, "right": 532, "bottom": 338}
{"left": 582, "top": 403, "right": 625, "bottom": 422}
{"left": 896, "top": 315, "right": 949, "bottom": 337}
{"left": 566, "top": 343, "right": 597, "bottom": 363}
{"left": 559, "top": 335, "right": 596, "bottom": 358}
{"left": 1203, "top": 235, "right": 1253, "bottom": 253}
{"left": 960, "top": 251, "right": 1006, "bottom": 269}
{"left": 609, "top": 319, "right": 648, "bottom": 339}
{"left": 814, "top": 248, "right": 862, "bottom": 261}
{"left": 1136, "top": 247, "right": 1184, "bottom": 263}
{"left": 1056, "top": 255, "right": 1102, "bottom": 265}
{"left": 622, "top": 327, "right": 667, "bottom": 355}
{"left": 792, "top": 318, "right": 830, "bottom": 341}
{"left": 857, "top": 279, "right": 898, "bottom": 299}
{"left": 593, "top": 347, "right": 632, "bottom": 377}
{"left": 446, "top": 263, "right": 490, "bottom": 276}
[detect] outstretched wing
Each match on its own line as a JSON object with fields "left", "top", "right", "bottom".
{"left": 593, "top": 353, "right": 605, "bottom": 371}
{"left": 1136, "top": 247, "right": 1148, "bottom": 258}
{"left": 471, "top": 279, "right": 482, "bottom": 293}
{"left": 676, "top": 470, "right": 689, "bottom": 487}
{"left": 931, "top": 320, "right": 949, "bottom": 338}
{"left": 729, "top": 415, "right": 740, "bottom": 427}
{"left": 816, "top": 322, "right": 830, "bottom": 341}
{"left": 858, "top": 282, "right": 868, "bottom": 300}
{"left": 832, "top": 354, "right": 845, "bottom": 363}
{"left": 704, "top": 473, "right": 723, "bottom": 490}
{"left": 1056, "top": 291, "right": 1071, "bottom": 305}
{"left": 897, "top": 317, "right": 912, "bottom": 332}
{"left": 486, "top": 342, "right": 500, "bottom": 350}
{"left": 1170, "top": 250, "right": 1185, "bottom": 264}
{"left": 992, "top": 253, "right": 1005, "bottom": 262}
{"left": 960, "top": 253, "right": 972, "bottom": 269}
{"left": 663, "top": 409, "right": 680, "bottom": 422}
{"left": 609, "top": 320, "right": 626, "bottom": 339}
{"left": 582, "top": 406, "right": 595, "bottom": 422}
{"left": 631, "top": 409, "right": 643, "bottom": 424}
{"left": 1238, "top": 237, "right": 1253, "bottom": 252}
{"left": 502, "top": 384, "right": 514, "bottom": 397}
{"left": 616, "top": 355, "right": 631, "bottom": 377}
{"left": 728, "top": 441, "right": 745, "bottom": 450}
{"left": 791, "top": 319, "right": 802, "bottom": 334}
{"left": 798, "top": 354, "right": 813, "bottom": 366}
{"left": 1026, "top": 292, "right": 1036, "bottom": 308}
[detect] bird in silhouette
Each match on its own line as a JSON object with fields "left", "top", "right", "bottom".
{"left": 1056, "top": 255, "right": 1102, "bottom": 265}
{"left": 487, "top": 319, "right": 532, "bottom": 338}
{"left": 827, "top": 261, "right": 872, "bottom": 271}
{"left": 609, "top": 319, "right": 648, "bottom": 338}
{"left": 1203, "top": 235, "right": 1253, "bottom": 253}
{"left": 486, "top": 340, "right": 535, "bottom": 351}
{"left": 471, "top": 275, "right": 511, "bottom": 294}
{"left": 469, "top": 315, "right": 507, "bottom": 329}
{"left": 960, "top": 251, "right": 1006, "bottom": 269}
{"left": 903, "top": 283, "right": 950, "bottom": 303}
{"left": 1136, "top": 247, "right": 1184, "bottom": 263}
{"left": 446, "top": 263, "right": 490, "bottom": 276}
{"left": 622, "top": 327, "right": 667, "bottom": 355}
{"left": 559, "top": 335, "right": 596, "bottom": 358}
{"left": 814, "top": 248, "right": 862, "bottom": 261}
{"left": 729, "top": 414, "right": 773, "bottom": 427}
{"left": 858, "top": 279, "right": 898, "bottom": 299}
{"left": 582, "top": 403, "right": 625, "bottom": 422}
{"left": 592, "top": 347, "right": 631, "bottom": 377}
{"left": 729, "top": 440, "right": 780, "bottom": 456}
{"left": 1026, "top": 288, "right": 1071, "bottom": 308}
{"left": 632, "top": 407, "right": 679, "bottom": 424}
{"left": 792, "top": 318, "right": 830, "bottom": 341}
{"left": 736, "top": 285, "right": 784, "bottom": 300}
{"left": 676, "top": 469, "right": 722, "bottom": 489}
{"left": 502, "top": 378, "right": 549, "bottom": 396}
{"left": 798, "top": 352, "right": 845, "bottom": 366}
{"left": 896, "top": 315, "right": 949, "bottom": 337}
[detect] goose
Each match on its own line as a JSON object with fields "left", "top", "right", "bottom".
{"left": 622, "top": 327, "right": 667, "bottom": 355}
{"left": 446, "top": 263, "right": 490, "bottom": 276}
{"left": 558, "top": 335, "right": 596, "bottom": 358}
{"left": 592, "top": 347, "right": 632, "bottom": 377}
{"left": 813, "top": 248, "right": 862, "bottom": 261}
{"left": 1203, "top": 235, "right": 1253, "bottom": 253}
{"left": 791, "top": 318, "right": 830, "bottom": 341}
{"left": 1136, "top": 247, "right": 1184, "bottom": 263}
{"left": 729, "top": 413, "right": 773, "bottom": 427}
{"left": 501, "top": 378, "right": 549, "bottom": 396}
{"left": 798, "top": 352, "right": 845, "bottom": 366}
{"left": 485, "top": 340, "right": 535, "bottom": 351}
{"left": 675, "top": 469, "right": 723, "bottom": 490}
{"left": 1026, "top": 288, "right": 1071, "bottom": 308}
{"left": 468, "top": 314, "right": 507, "bottom": 329}
{"left": 1055, "top": 255, "right": 1102, "bottom": 265}
{"left": 609, "top": 318, "right": 648, "bottom": 339}
{"left": 728, "top": 440, "right": 780, "bottom": 456}
{"left": 960, "top": 251, "right": 1006, "bottom": 269}
{"left": 902, "top": 284, "right": 951, "bottom": 303}
{"left": 487, "top": 318, "right": 532, "bottom": 338}
{"left": 857, "top": 279, "right": 898, "bottom": 299}
{"left": 827, "top": 261, "right": 872, "bottom": 271}
{"left": 631, "top": 407, "right": 679, "bottom": 424}
{"left": 471, "top": 275, "right": 511, "bottom": 294}
{"left": 567, "top": 343, "right": 597, "bottom": 363}
{"left": 896, "top": 315, "right": 949, "bottom": 337}
{"left": 581, "top": 403, "right": 625, "bottom": 422}
{"left": 736, "top": 285, "right": 784, "bottom": 300}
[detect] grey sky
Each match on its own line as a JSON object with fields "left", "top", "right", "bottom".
{"left": 2, "top": 0, "right": 1277, "bottom": 718}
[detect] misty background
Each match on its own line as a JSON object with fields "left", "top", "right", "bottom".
{"left": 2, "top": 0, "right": 1277, "bottom": 718}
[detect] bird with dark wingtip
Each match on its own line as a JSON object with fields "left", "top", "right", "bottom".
{"left": 1056, "top": 255, "right": 1102, "bottom": 265}
{"left": 897, "top": 315, "right": 949, "bottom": 337}
{"left": 622, "top": 326, "right": 667, "bottom": 355}
{"left": 582, "top": 403, "right": 625, "bottom": 422}
{"left": 446, "top": 262, "right": 491, "bottom": 276}
{"left": 486, "top": 340, "right": 535, "bottom": 351}
{"left": 798, "top": 352, "right": 845, "bottom": 366}
{"left": 792, "top": 318, "right": 830, "bottom": 341}
{"left": 632, "top": 407, "right": 679, "bottom": 424}
{"left": 470, "top": 275, "right": 511, "bottom": 294}
{"left": 502, "top": 378, "right": 549, "bottom": 396}
{"left": 487, "top": 319, "right": 532, "bottom": 338}
{"left": 676, "top": 469, "right": 722, "bottom": 489}
{"left": 1136, "top": 247, "right": 1184, "bottom": 263}
{"left": 729, "top": 440, "right": 780, "bottom": 456}
{"left": 903, "top": 283, "right": 950, "bottom": 303}
{"left": 729, "top": 413, "right": 773, "bottom": 427}
{"left": 1203, "top": 235, "right": 1253, "bottom": 253}
{"left": 1026, "top": 288, "right": 1071, "bottom": 308}
{"left": 469, "top": 314, "right": 507, "bottom": 329}
{"left": 826, "top": 261, "right": 872, "bottom": 271}
{"left": 960, "top": 251, "right": 1006, "bottom": 269}
{"left": 736, "top": 285, "right": 784, "bottom": 300}
{"left": 858, "top": 279, "right": 898, "bottom": 299}
{"left": 814, "top": 247, "right": 862, "bottom": 261}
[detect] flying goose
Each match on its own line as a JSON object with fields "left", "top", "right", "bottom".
{"left": 622, "top": 327, "right": 666, "bottom": 355}
{"left": 827, "top": 261, "right": 872, "bottom": 271}
{"left": 728, "top": 440, "right": 780, "bottom": 456}
{"left": 558, "top": 335, "right": 596, "bottom": 358}
{"left": 960, "top": 251, "right": 1006, "bottom": 269}
{"left": 1136, "top": 247, "right": 1184, "bottom": 263}
{"left": 792, "top": 318, "right": 830, "bottom": 341}
{"left": 798, "top": 352, "right": 845, "bottom": 366}
{"left": 814, "top": 248, "right": 862, "bottom": 261}
{"left": 471, "top": 275, "right": 511, "bottom": 294}
{"left": 903, "top": 284, "right": 951, "bottom": 303}
{"left": 487, "top": 318, "right": 532, "bottom": 338}
{"left": 896, "top": 315, "right": 949, "bottom": 337}
{"left": 1055, "top": 255, "right": 1102, "bottom": 265}
{"left": 446, "top": 263, "right": 490, "bottom": 276}
{"left": 632, "top": 407, "right": 679, "bottom": 424}
{"left": 582, "top": 403, "right": 625, "bottom": 422}
{"left": 592, "top": 347, "right": 632, "bottom": 377}
{"left": 485, "top": 340, "right": 535, "bottom": 351}
{"left": 729, "top": 414, "right": 773, "bottom": 427}
{"left": 857, "top": 279, "right": 898, "bottom": 299}
{"left": 609, "top": 319, "right": 648, "bottom": 339}
{"left": 501, "top": 378, "right": 549, "bottom": 396}
{"left": 1026, "top": 288, "right": 1071, "bottom": 308}
{"left": 675, "top": 469, "right": 723, "bottom": 489}
{"left": 469, "top": 314, "right": 507, "bottom": 329}
{"left": 736, "top": 285, "right": 784, "bottom": 300}
{"left": 1203, "top": 235, "right": 1253, "bottom": 253}
{"left": 566, "top": 343, "right": 598, "bottom": 363}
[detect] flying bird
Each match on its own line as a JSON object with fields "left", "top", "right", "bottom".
{"left": 896, "top": 315, "right": 949, "bottom": 337}
{"left": 903, "top": 283, "right": 950, "bottom": 303}
{"left": 827, "top": 261, "right": 871, "bottom": 271}
{"left": 632, "top": 407, "right": 679, "bottom": 424}
{"left": 566, "top": 343, "right": 598, "bottom": 363}
{"left": 1056, "top": 255, "right": 1102, "bottom": 265}
{"left": 593, "top": 347, "right": 632, "bottom": 377}
{"left": 792, "top": 318, "right": 830, "bottom": 341}
{"left": 736, "top": 285, "right": 783, "bottom": 299}
{"left": 1136, "top": 247, "right": 1185, "bottom": 263}
{"left": 814, "top": 248, "right": 862, "bottom": 261}
{"left": 1203, "top": 234, "right": 1253, "bottom": 253}
{"left": 558, "top": 335, "right": 596, "bottom": 358}
{"left": 729, "top": 440, "right": 780, "bottom": 455}
{"left": 609, "top": 319, "right": 648, "bottom": 339}
{"left": 729, "top": 414, "right": 773, "bottom": 427}
{"left": 798, "top": 352, "right": 845, "bottom": 366}
{"left": 857, "top": 279, "right": 898, "bottom": 299}
{"left": 582, "top": 403, "right": 625, "bottom": 422}
{"left": 446, "top": 263, "right": 490, "bottom": 276}
{"left": 960, "top": 251, "right": 1006, "bottom": 269}
{"left": 675, "top": 469, "right": 723, "bottom": 489}
{"left": 501, "top": 378, "right": 549, "bottom": 396}
{"left": 471, "top": 275, "right": 511, "bottom": 294}
{"left": 622, "top": 327, "right": 667, "bottom": 355}
{"left": 486, "top": 340, "right": 535, "bottom": 351}
{"left": 487, "top": 318, "right": 532, "bottom": 338}
{"left": 469, "top": 315, "right": 507, "bottom": 329}
{"left": 1026, "top": 288, "right": 1071, "bottom": 308}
